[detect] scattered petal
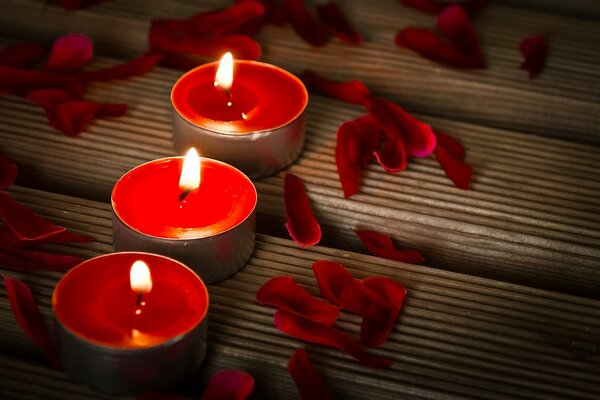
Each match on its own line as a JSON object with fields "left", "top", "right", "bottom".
{"left": 0, "top": 152, "right": 17, "bottom": 189}
{"left": 0, "top": 43, "right": 45, "bottom": 67}
{"left": 335, "top": 115, "right": 381, "bottom": 198}
{"left": 519, "top": 34, "right": 547, "bottom": 78}
{"left": 0, "top": 246, "right": 82, "bottom": 271}
{"left": 0, "top": 192, "right": 66, "bottom": 241}
{"left": 312, "top": 260, "right": 388, "bottom": 322}
{"left": 365, "top": 97, "right": 436, "bottom": 157}
{"left": 360, "top": 277, "right": 406, "bottom": 347}
{"left": 283, "top": 0, "right": 329, "bottom": 46}
{"left": 45, "top": 33, "right": 93, "bottom": 72}
{"left": 158, "top": 52, "right": 202, "bottom": 71}
{"left": 200, "top": 370, "right": 255, "bottom": 400}
{"left": 256, "top": 276, "right": 340, "bottom": 325}
{"left": 78, "top": 53, "right": 163, "bottom": 83}
{"left": 301, "top": 70, "right": 371, "bottom": 105}
{"left": 274, "top": 310, "right": 391, "bottom": 369}
{"left": 316, "top": 2, "right": 363, "bottom": 44}
{"left": 436, "top": 5, "right": 481, "bottom": 59}
{"left": 288, "top": 348, "right": 332, "bottom": 400}
{"left": 3, "top": 276, "right": 60, "bottom": 368}
{"left": 0, "top": 65, "right": 77, "bottom": 92}
{"left": 284, "top": 173, "right": 322, "bottom": 248}
{"left": 186, "top": 1, "right": 266, "bottom": 36}
{"left": 434, "top": 130, "right": 472, "bottom": 189}
{"left": 372, "top": 136, "right": 407, "bottom": 173}
{"left": 355, "top": 230, "right": 424, "bottom": 264}
{"left": 0, "top": 225, "right": 92, "bottom": 247}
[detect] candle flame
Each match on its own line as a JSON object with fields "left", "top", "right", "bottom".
{"left": 130, "top": 260, "right": 152, "bottom": 294}
{"left": 214, "top": 52, "right": 233, "bottom": 91}
{"left": 179, "top": 148, "right": 201, "bottom": 193}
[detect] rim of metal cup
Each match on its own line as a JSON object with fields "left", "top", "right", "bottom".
{"left": 52, "top": 252, "right": 209, "bottom": 351}
{"left": 170, "top": 59, "right": 309, "bottom": 136}
{"left": 111, "top": 156, "right": 257, "bottom": 242}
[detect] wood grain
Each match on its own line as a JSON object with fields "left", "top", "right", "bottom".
{"left": 1, "top": 186, "right": 600, "bottom": 400}
{"left": 0, "top": 0, "right": 598, "bottom": 142}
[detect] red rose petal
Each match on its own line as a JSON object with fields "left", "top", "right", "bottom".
{"left": 400, "top": 0, "right": 489, "bottom": 15}
{"left": 0, "top": 43, "right": 45, "bottom": 67}
{"left": 45, "top": 33, "right": 93, "bottom": 72}
{"left": 373, "top": 136, "right": 407, "bottom": 173}
{"left": 335, "top": 115, "right": 382, "bottom": 198}
{"left": 312, "top": 260, "right": 388, "bottom": 321}
{"left": 200, "top": 370, "right": 254, "bottom": 400}
{"left": 0, "top": 246, "right": 82, "bottom": 271}
{"left": 0, "top": 225, "right": 92, "bottom": 247}
{"left": 158, "top": 52, "right": 202, "bottom": 71}
{"left": 301, "top": 70, "right": 371, "bottom": 105}
{"left": 365, "top": 97, "right": 436, "bottom": 157}
{"left": 95, "top": 103, "right": 128, "bottom": 118}
{"left": 79, "top": 53, "right": 163, "bottom": 83}
{"left": 395, "top": 27, "right": 484, "bottom": 68}
{"left": 519, "top": 35, "right": 547, "bottom": 78}
{"left": 0, "top": 66, "right": 76, "bottom": 92}
{"left": 0, "top": 192, "right": 65, "bottom": 241}
{"left": 3, "top": 276, "right": 60, "bottom": 369}
{"left": 283, "top": 0, "right": 329, "bottom": 47}
{"left": 355, "top": 230, "right": 424, "bottom": 264}
{"left": 0, "top": 152, "right": 17, "bottom": 189}
{"left": 316, "top": 2, "right": 363, "bottom": 44}
{"left": 150, "top": 31, "right": 261, "bottom": 60}
{"left": 284, "top": 173, "right": 322, "bottom": 248}
{"left": 360, "top": 277, "right": 407, "bottom": 347}
{"left": 186, "top": 1, "right": 266, "bottom": 36}
{"left": 274, "top": 311, "right": 391, "bottom": 369}
{"left": 433, "top": 131, "right": 472, "bottom": 189}
{"left": 256, "top": 276, "right": 340, "bottom": 325}
{"left": 436, "top": 5, "right": 482, "bottom": 60}
{"left": 288, "top": 348, "right": 332, "bottom": 400}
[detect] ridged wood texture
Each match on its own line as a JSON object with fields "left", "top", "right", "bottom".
{"left": 1, "top": 187, "right": 600, "bottom": 400}
{"left": 0, "top": 0, "right": 599, "bottom": 142}
{"left": 0, "top": 56, "right": 598, "bottom": 296}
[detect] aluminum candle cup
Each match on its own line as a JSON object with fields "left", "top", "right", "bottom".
{"left": 52, "top": 252, "right": 209, "bottom": 395}
{"left": 111, "top": 156, "right": 257, "bottom": 283}
{"left": 171, "top": 58, "right": 309, "bottom": 179}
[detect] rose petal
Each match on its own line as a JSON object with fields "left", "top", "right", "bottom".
{"left": 288, "top": 348, "right": 332, "bottom": 400}
{"left": 360, "top": 277, "right": 407, "bottom": 347}
{"left": 283, "top": 0, "right": 329, "bottom": 47}
{"left": 436, "top": 5, "right": 482, "bottom": 60}
{"left": 158, "top": 52, "right": 202, "bottom": 71}
{"left": 0, "top": 246, "right": 82, "bottom": 271}
{"left": 519, "top": 35, "right": 547, "bottom": 78}
{"left": 3, "top": 276, "right": 60, "bottom": 369}
{"left": 0, "top": 152, "right": 17, "bottom": 189}
{"left": 186, "top": 1, "right": 266, "bottom": 36}
{"left": 395, "top": 28, "right": 484, "bottom": 68}
{"left": 312, "top": 260, "right": 388, "bottom": 321}
{"left": 433, "top": 131, "right": 472, "bottom": 189}
{"left": 301, "top": 70, "right": 371, "bottom": 105}
{"left": 45, "top": 33, "right": 93, "bottom": 72}
{"left": 0, "top": 43, "right": 45, "bottom": 67}
{"left": 150, "top": 31, "right": 261, "bottom": 60}
{"left": 316, "top": 2, "right": 363, "bottom": 44}
{"left": 0, "top": 192, "right": 65, "bottom": 241}
{"left": 257, "top": 276, "right": 340, "bottom": 325}
{"left": 200, "top": 370, "right": 255, "bottom": 400}
{"left": 235, "top": 0, "right": 285, "bottom": 35}
{"left": 95, "top": 103, "right": 128, "bottom": 118}
{"left": 0, "top": 65, "right": 76, "bottom": 92}
{"left": 365, "top": 97, "right": 436, "bottom": 157}
{"left": 400, "top": 0, "right": 489, "bottom": 15}
{"left": 0, "top": 225, "right": 92, "bottom": 247}
{"left": 78, "top": 53, "right": 163, "bottom": 83}
{"left": 373, "top": 136, "right": 407, "bottom": 173}
{"left": 284, "top": 173, "right": 322, "bottom": 248}
{"left": 335, "top": 115, "right": 381, "bottom": 198}
{"left": 355, "top": 230, "right": 424, "bottom": 264}
{"left": 274, "top": 311, "right": 391, "bottom": 369}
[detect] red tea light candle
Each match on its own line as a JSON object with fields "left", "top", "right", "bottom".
{"left": 52, "top": 252, "right": 208, "bottom": 394}
{"left": 171, "top": 52, "right": 309, "bottom": 178}
{"left": 112, "top": 149, "right": 257, "bottom": 283}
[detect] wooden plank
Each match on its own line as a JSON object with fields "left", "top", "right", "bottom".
{"left": 0, "top": 0, "right": 599, "bottom": 142}
{"left": 1, "top": 186, "right": 600, "bottom": 400}
{"left": 0, "top": 58, "right": 598, "bottom": 296}
{"left": 495, "top": 0, "right": 600, "bottom": 20}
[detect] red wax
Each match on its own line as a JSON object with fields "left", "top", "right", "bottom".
{"left": 171, "top": 60, "right": 308, "bottom": 134}
{"left": 53, "top": 253, "right": 208, "bottom": 349}
{"left": 112, "top": 157, "right": 256, "bottom": 239}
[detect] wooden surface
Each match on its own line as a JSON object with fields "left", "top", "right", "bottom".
{"left": 1, "top": 0, "right": 600, "bottom": 398}
{"left": 2, "top": 187, "right": 600, "bottom": 400}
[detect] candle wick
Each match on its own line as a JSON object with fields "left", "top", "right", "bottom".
{"left": 178, "top": 188, "right": 193, "bottom": 202}
{"left": 214, "top": 81, "right": 231, "bottom": 100}
{"left": 136, "top": 293, "right": 143, "bottom": 307}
